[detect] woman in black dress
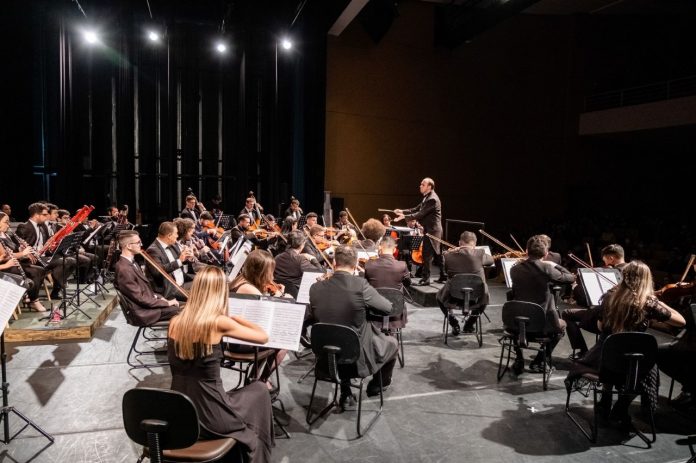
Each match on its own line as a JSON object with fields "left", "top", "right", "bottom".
{"left": 567, "top": 261, "right": 685, "bottom": 425}
{"left": 168, "top": 266, "right": 274, "bottom": 463}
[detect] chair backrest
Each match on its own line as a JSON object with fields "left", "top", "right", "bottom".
{"left": 311, "top": 323, "right": 360, "bottom": 364}
{"left": 448, "top": 274, "right": 485, "bottom": 301}
{"left": 114, "top": 288, "right": 138, "bottom": 326}
{"left": 122, "top": 387, "right": 199, "bottom": 450}
{"left": 376, "top": 287, "right": 405, "bottom": 317}
{"left": 501, "top": 301, "right": 547, "bottom": 334}
{"left": 599, "top": 332, "right": 657, "bottom": 391}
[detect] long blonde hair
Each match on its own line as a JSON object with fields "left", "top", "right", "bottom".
{"left": 172, "top": 266, "right": 228, "bottom": 360}
{"left": 602, "top": 260, "right": 654, "bottom": 333}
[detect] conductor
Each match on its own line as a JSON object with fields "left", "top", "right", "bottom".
{"left": 394, "top": 177, "right": 442, "bottom": 286}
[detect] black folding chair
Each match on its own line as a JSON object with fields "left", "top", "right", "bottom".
{"left": 497, "top": 300, "right": 554, "bottom": 390}
{"left": 565, "top": 332, "right": 658, "bottom": 446}
{"left": 368, "top": 287, "right": 407, "bottom": 367}
{"left": 122, "top": 387, "right": 238, "bottom": 463}
{"left": 305, "top": 323, "right": 383, "bottom": 438}
{"left": 115, "top": 289, "right": 170, "bottom": 369}
{"left": 442, "top": 274, "right": 487, "bottom": 347}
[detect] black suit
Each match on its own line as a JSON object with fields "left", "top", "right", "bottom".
{"left": 179, "top": 208, "right": 198, "bottom": 222}
{"left": 114, "top": 256, "right": 179, "bottom": 326}
{"left": 309, "top": 271, "right": 398, "bottom": 380}
{"left": 273, "top": 249, "right": 322, "bottom": 298}
{"left": 436, "top": 247, "right": 493, "bottom": 319}
{"left": 510, "top": 258, "right": 574, "bottom": 362}
{"left": 16, "top": 221, "right": 75, "bottom": 294}
{"left": 402, "top": 190, "right": 442, "bottom": 280}
{"left": 144, "top": 239, "right": 193, "bottom": 301}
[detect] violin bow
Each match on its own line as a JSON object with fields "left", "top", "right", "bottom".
{"left": 568, "top": 253, "right": 616, "bottom": 287}
{"left": 585, "top": 243, "right": 594, "bottom": 268}
{"left": 678, "top": 254, "right": 696, "bottom": 283}
{"left": 509, "top": 233, "right": 525, "bottom": 253}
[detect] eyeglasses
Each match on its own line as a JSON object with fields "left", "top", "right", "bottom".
{"left": 128, "top": 241, "right": 142, "bottom": 246}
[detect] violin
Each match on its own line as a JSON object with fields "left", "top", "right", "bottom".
{"left": 655, "top": 254, "right": 696, "bottom": 304}
{"left": 202, "top": 219, "right": 224, "bottom": 250}
{"left": 265, "top": 281, "right": 285, "bottom": 297}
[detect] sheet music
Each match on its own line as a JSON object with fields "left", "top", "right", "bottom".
{"left": 475, "top": 245, "right": 492, "bottom": 256}
{"left": 0, "top": 278, "right": 27, "bottom": 335}
{"left": 356, "top": 250, "right": 378, "bottom": 260}
{"left": 226, "top": 298, "right": 306, "bottom": 351}
{"left": 226, "top": 240, "right": 253, "bottom": 282}
{"left": 296, "top": 271, "right": 324, "bottom": 304}
{"left": 501, "top": 258, "right": 520, "bottom": 288}
{"left": 579, "top": 268, "right": 621, "bottom": 307}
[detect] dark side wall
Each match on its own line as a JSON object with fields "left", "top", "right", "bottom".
{"left": 324, "top": 1, "right": 579, "bottom": 236}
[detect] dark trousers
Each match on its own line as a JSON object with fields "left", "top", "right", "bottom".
{"left": 421, "top": 236, "right": 436, "bottom": 280}
{"left": 46, "top": 256, "right": 77, "bottom": 292}
{"left": 515, "top": 324, "right": 566, "bottom": 364}
{"left": 562, "top": 308, "right": 601, "bottom": 353}
{"left": 658, "top": 341, "right": 696, "bottom": 393}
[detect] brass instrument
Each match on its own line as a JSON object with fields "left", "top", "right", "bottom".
{"left": 139, "top": 249, "right": 190, "bottom": 299}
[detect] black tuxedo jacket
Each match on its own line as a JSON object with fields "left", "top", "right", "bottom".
{"left": 179, "top": 208, "right": 198, "bottom": 221}
{"left": 402, "top": 190, "right": 442, "bottom": 253}
{"left": 145, "top": 240, "right": 193, "bottom": 299}
{"left": 364, "top": 254, "right": 411, "bottom": 290}
{"left": 16, "top": 221, "right": 49, "bottom": 248}
{"left": 114, "top": 256, "right": 178, "bottom": 326}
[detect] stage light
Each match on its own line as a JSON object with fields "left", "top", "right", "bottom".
{"left": 147, "top": 31, "right": 160, "bottom": 42}
{"left": 83, "top": 30, "right": 99, "bottom": 45}
{"left": 280, "top": 38, "right": 293, "bottom": 50}
{"left": 215, "top": 42, "right": 227, "bottom": 54}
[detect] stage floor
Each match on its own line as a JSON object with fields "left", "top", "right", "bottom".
{"left": 2, "top": 280, "right": 694, "bottom": 462}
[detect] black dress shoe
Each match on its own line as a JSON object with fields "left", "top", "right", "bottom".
{"left": 366, "top": 379, "right": 391, "bottom": 397}
{"left": 435, "top": 276, "right": 447, "bottom": 283}
{"left": 448, "top": 316, "right": 460, "bottom": 336}
{"left": 339, "top": 393, "right": 357, "bottom": 411}
{"left": 416, "top": 278, "right": 430, "bottom": 286}
{"left": 462, "top": 319, "right": 476, "bottom": 333}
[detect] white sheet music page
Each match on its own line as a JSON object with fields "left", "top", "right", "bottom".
{"left": 580, "top": 268, "right": 620, "bottom": 306}
{"left": 226, "top": 298, "right": 306, "bottom": 351}
{"left": 296, "top": 272, "right": 324, "bottom": 304}
{"left": 501, "top": 258, "right": 520, "bottom": 288}
{"left": 0, "top": 279, "right": 27, "bottom": 335}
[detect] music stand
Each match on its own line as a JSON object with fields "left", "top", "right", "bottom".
{"left": 500, "top": 258, "right": 520, "bottom": 288}
{"left": 217, "top": 215, "right": 235, "bottom": 230}
{"left": 45, "top": 232, "right": 92, "bottom": 322}
{"left": 82, "top": 224, "right": 109, "bottom": 299}
{"left": 297, "top": 215, "right": 307, "bottom": 230}
{"left": 409, "top": 235, "right": 423, "bottom": 266}
{"left": 0, "top": 279, "right": 54, "bottom": 446}
{"left": 578, "top": 267, "right": 621, "bottom": 307}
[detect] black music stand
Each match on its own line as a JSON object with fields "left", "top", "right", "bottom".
{"left": 297, "top": 215, "right": 307, "bottom": 230}
{"left": 45, "top": 232, "right": 92, "bottom": 322}
{"left": 82, "top": 224, "right": 110, "bottom": 299}
{"left": 408, "top": 235, "right": 423, "bottom": 264}
{"left": 0, "top": 283, "right": 54, "bottom": 446}
{"left": 217, "top": 215, "right": 235, "bottom": 230}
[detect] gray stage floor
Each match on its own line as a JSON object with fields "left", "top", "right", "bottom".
{"left": 2, "top": 281, "right": 695, "bottom": 463}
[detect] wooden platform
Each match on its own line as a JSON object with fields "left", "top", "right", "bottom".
{"left": 5, "top": 284, "right": 119, "bottom": 343}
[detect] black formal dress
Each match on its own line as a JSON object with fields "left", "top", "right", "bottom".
{"left": 168, "top": 343, "right": 273, "bottom": 463}
{"left": 401, "top": 190, "right": 442, "bottom": 281}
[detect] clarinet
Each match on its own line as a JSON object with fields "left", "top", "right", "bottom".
{"left": 7, "top": 231, "right": 48, "bottom": 268}
{"left": 0, "top": 240, "right": 27, "bottom": 279}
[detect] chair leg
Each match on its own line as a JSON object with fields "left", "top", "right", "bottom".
{"left": 497, "top": 337, "right": 512, "bottom": 381}
{"left": 396, "top": 329, "right": 405, "bottom": 368}
{"left": 306, "top": 380, "right": 339, "bottom": 426}
{"left": 476, "top": 316, "right": 483, "bottom": 348}
{"left": 126, "top": 327, "right": 143, "bottom": 367}
{"left": 297, "top": 359, "right": 316, "bottom": 384}
{"left": 542, "top": 348, "right": 549, "bottom": 391}
{"left": 668, "top": 377, "right": 675, "bottom": 401}
{"left": 442, "top": 314, "right": 448, "bottom": 345}
{"left": 565, "top": 380, "right": 598, "bottom": 443}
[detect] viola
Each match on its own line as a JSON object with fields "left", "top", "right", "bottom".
{"left": 202, "top": 219, "right": 224, "bottom": 250}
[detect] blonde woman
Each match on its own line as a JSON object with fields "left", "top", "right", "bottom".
{"left": 168, "top": 266, "right": 273, "bottom": 463}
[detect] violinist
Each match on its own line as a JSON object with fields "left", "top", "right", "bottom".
{"left": 180, "top": 195, "right": 200, "bottom": 222}
{"left": 437, "top": 231, "right": 494, "bottom": 335}
{"left": 230, "top": 214, "right": 261, "bottom": 247}
{"left": 334, "top": 211, "right": 358, "bottom": 244}
{"left": 228, "top": 249, "right": 288, "bottom": 391}
{"left": 540, "top": 234, "right": 562, "bottom": 265}
{"left": 306, "top": 225, "right": 336, "bottom": 265}
{"left": 357, "top": 218, "right": 384, "bottom": 252}
{"left": 305, "top": 212, "right": 319, "bottom": 229}
{"left": 273, "top": 230, "right": 323, "bottom": 298}
{"left": 284, "top": 197, "right": 303, "bottom": 222}
{"left": 563, "top": 243, "right": 629, "bottom": 359}
{"left": 16, "top": 202, "right": 76, "bottom": 299}
{"left": 381, "top": 214, "right": 392, "bottom": 228}
{"left": 364, "top": 236, "right": 411, "bottom": 292}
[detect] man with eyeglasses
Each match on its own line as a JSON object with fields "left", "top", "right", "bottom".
{"left": 16, "top": 202, "right": 76, "bottom": 299}
{"left": 114, "top": 230, "right": 179, "bottom": 326}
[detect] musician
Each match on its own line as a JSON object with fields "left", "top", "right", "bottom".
{"left": 230, "top": 214, "right": 261, "bottom": 247}
{"left": 45, "top": 203, "right": 59, "bottom": 236}
{"left": 180, "top": 195, "right": 200, "bottom": 222}
{"left": 381, "top": 214, "right": 392, "bottom": 228}
{"left": 273, "top": 230, "right": 323, "bottom": 299}
{"left": 284, "top": 197, "right": 303, "bottom": 222}
{"left": 309, "top": 245, "right": 399, "bottom": 403}
{"left": 357, "top": 218, "right": 385, "bottom": 252}
{"left": 56, "top": 208, "right": 98, "bottom": 283}
{"left": 1, "top": 204, "right": 14, "bottom": 222}
{"left": 394, "top": 177, "right": 443, "bottom": 286}
{"left": 174, "top": 218, "right": 206, "bottom": 273}
{"left": 113, "top": 230, "right": 179, "bottom": 325}
{"left": 601, "top": 244, "right": 628, "bottom": 270}
{"left": 16, "top": 202, "right": 75, "bottom": 299}
{"left": 509, "top": 235, "right": 575, "bottom": 373}
{"left": 106, "top": 206, "right": 119, "bottom": 222}
{"left": 208, "top": 194, "right": 223, "bottom": 219}
{"left": 566, "top": 261, "right": 684, "bottom": 426}
{"left": 240, "top": 195, "right": 263, "bottom": 224}
{"left": 0, "top": 212, "right": 46, "bottom": 311}
{"left": 364, "top": 235, "right": 411, "bottom": 300}
{"left": 145, "top": 222, "right": 194, "bottom": 301}
{"left": 539, "top": 234, "right": 561, "bottom": 265}
{"left": 305, "top": 212, "right": 318, "bottom": 229}
{"left": 437, "top": 231, "right": 494, "bottom": 335}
